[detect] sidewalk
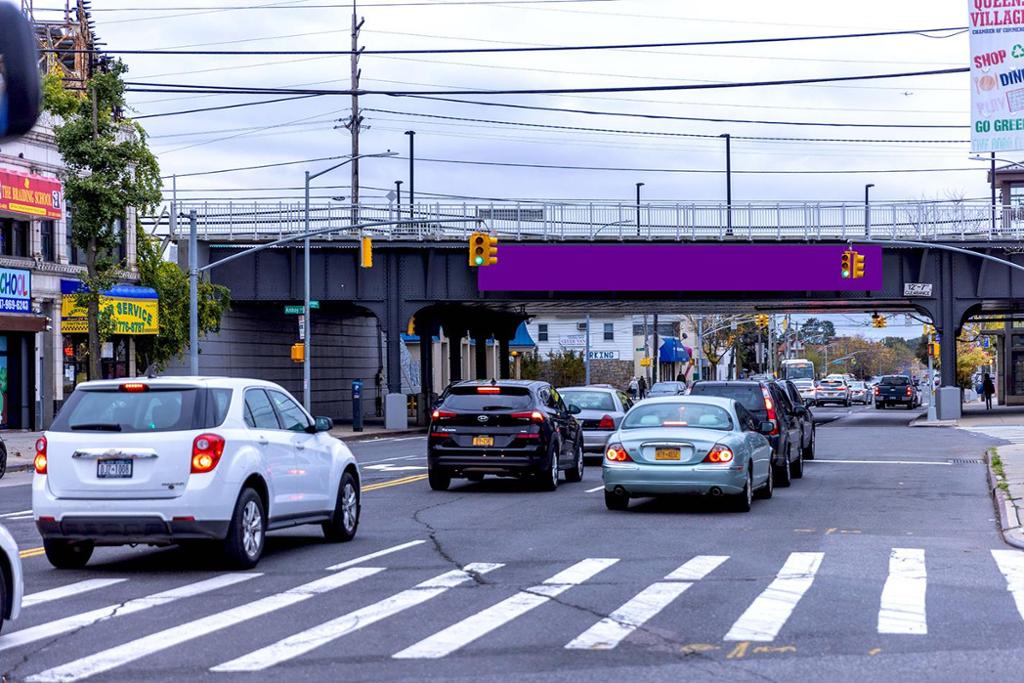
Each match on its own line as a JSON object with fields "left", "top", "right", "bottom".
{"left": 988, "top": 444, "right": 1024, "bottom": 549}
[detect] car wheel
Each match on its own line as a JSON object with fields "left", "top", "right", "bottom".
{"left": 604, "top": 488, "right": 629, "bottom": 511}
{"left": 802, "top": 427, "right": 815, "bottom": 460}
{"left": 774, "top": 447, "right": 792, "bottom": 488}
{"left": 0, "top": 441, "right": 6, "bottom": 480}
{"left": 732, "top": 469, "right": 753, "bottom": 512}
{"left": 323, "top": 471, "right": 360, "bottom": 542}
{"left": 43, "top": 539, "right": 94, "bottom": 570}
{"left": 428, "top": 468, "right": 451, "bottom": 491}
{"left": 790, "top": 446, "right": 804, "bottom": 479}
{"left": 565, "top": 441, "right": 584, "bottom": 483}
{"left": 538, "top": 444, "right": 560, "bottom": 492}
{"left": 223, "top": 488, "right": 266, "bottom": 569}
{"left": 755, "top": 461, "right": 774, "bottom": 499}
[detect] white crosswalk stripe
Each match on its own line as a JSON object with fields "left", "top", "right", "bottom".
{"left": 393, "top": 558, "right": 618, "bottom": 660}
{"left": 22, "top": 579, "right": 128, "bottom": 609}
{"left": 26, "top": 567, "right": 383, "bottom": 683}
{"left": 212, "top": 563, "right": 504, "bottom": 672}
{"left": 0, "top": 509, "right": 32, "bottom": 519}
{"left": 724, "top": 552, "right": 824, "bottom": 642}
{"left": 878, "top": 548, "right": 927, "bottom": 635}
{"left": 992, "top": 549, "right": 1024, "bottom": 622}
{"left": 566, "top": 555, "right": 728, "bottom": 650}
{"left": 958, "top": 425, "right": 1024, "bottom": 444}
{"left": 0, "top": 573, "right": 258, "bottom": 654}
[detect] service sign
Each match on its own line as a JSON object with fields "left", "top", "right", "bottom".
{"left": 0, "top": 169, "right": 62, "bottom": 219}
{"left": 968, "top": 1, "right": 1024, "bottom": 152}
{"left": 0, "top": 268, "right": 31, "bottom": 313}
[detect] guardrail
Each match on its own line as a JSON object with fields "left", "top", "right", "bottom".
{"left": 155, "top": 200, "right": 1024, "bottom": 242}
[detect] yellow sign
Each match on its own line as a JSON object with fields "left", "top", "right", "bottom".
{"left": 61, "top": 295, "right": 159, "bottom": 335}
{"left": 640, "top": 357, "right": 652, "bottom": 367}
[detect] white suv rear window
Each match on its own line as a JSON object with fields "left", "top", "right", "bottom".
{"left": 51, "top": 387, "right": 232, "bottom": 433}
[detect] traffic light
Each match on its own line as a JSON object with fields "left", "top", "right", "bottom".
{"left": 360, "top": 236, "right": 373, "bottom": 268}
{"left": 841, "top": 250, "right": 853, "bottom": 279}
{"left": 468, "top": 232, "right": 498, "bottom": 267}
{"left": 755, "top": 314, "right": 770, "bottom": 329}
{"left": 930, "top": 341, "right": 941, "bottom": 358}
{"left": 871, "top": 314, "right": 887, "bottom": 329}
{"left": 852, "top": 251, "right": 865, "bottom": 279}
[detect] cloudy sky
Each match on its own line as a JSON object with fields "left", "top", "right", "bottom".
{"left": 23, "top": 0, "right": 980, "bottom": 208}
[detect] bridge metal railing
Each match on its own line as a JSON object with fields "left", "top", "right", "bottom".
{"left": 156, "top": 200, "right": 1024, "bottom": 242}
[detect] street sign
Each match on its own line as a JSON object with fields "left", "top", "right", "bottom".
{"left": 981, "top": 336, "right": 991, "bottom": 349}
{"left": 903, "top": 283, "right": 933, "bottom": 297}
{"left": 285, "top": 301, "right": 319, "bottom": 314}
{"left": 587, "top": 351, "right": 619, "bottom": 360}
{"left": 298, "top": 314, "right": 305, "bottom": 341}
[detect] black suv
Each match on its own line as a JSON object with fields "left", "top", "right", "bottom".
{"left": 427, "top": 380, "right": 584, "bottom": 491}
{"left": 774, "top": 379, "right": 816, "bottom": 462}
{"left": 689, "top": 380, "right": 806, "bottom": 486}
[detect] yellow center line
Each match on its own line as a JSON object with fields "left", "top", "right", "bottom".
{"left": 16, "top": 473, "right": 427, "bottom": 559}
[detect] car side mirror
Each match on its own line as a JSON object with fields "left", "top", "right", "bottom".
{"left": 311, "top": 416, "right": 334, "bottom": 433}
{"left": 759, "top": 421, "right": 775, "bottom": 435}
{"left": 567, "top": 404, "right": 582, "bottom": 415}
{"left": 0, "top": 4, "right": 42, "bottom": 140}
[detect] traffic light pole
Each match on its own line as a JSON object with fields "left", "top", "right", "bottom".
{"left": 927, "top": 331, "right": 937, "bottom": 421}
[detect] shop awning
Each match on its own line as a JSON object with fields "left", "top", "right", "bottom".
{"left": 61, "top": 279, "right": 160, "bottom": 335}
{"left": 510, "top": 321, "right": 536, "bottom": 349}
{"left": 0, "top": 313, "right": 47, "bottom": 332}
{"left": 659, "top": 339, "right": 692, "bottom": 363}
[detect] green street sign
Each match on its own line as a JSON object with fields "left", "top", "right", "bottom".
{"left": 285, "top": 301, "right": 319, "bottom": 314}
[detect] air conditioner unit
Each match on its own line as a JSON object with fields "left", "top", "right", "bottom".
{"left": 577, "top": 322, "right": 588, "bottom": 331}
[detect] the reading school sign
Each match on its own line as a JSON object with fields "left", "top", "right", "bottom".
{"left": 60, "top": 280, "right": 159, "bottom": 336}
{"left": 969, "top": 1, "right": 1024, "bottom": 152}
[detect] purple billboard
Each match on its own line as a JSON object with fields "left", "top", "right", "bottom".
{"left": 477, "top": 244, "right": 883, "bottom": 292}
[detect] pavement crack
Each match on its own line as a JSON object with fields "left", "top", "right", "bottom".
{"left": 411, "top": 495, "right": 492, "bottom": 586}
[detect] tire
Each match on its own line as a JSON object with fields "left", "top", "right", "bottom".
{"left": 322, "top": 471, "right": 360, "bottom": 542}
{"left": 0, "top": 441, "right": 6, "bottom": 480}
{"left": 802, "top": 426, "right": 815, "bottom": 460}
{"left": 755, "top": 461, "right": 774, "bottom": 499}
{"left": 537, "top": 444, "right": 560, "bottom": 492}
{"left": 428, "top": 468, "right": 451, "bottom": 491}
{"left": 774, "top": 446, "right": 793, "bottom": 488}
{"left": 43, "top": 539, "right": 94, "bottom": 570}
{"left": 875, "top": 403, "right": 884, "bottom": 410}
{"left": 605, "top": 488, "right": 629, "bottom": 511}
{"left": 222, "top": 488, "right": 266, "bottom": 569}
{"left": 564, "top": 441, "right": 584, "bottom": 483}
{"left": 731, "top": 469, "right": 753, "bottom": 512}
{"left": 790, "top": 446, "right": 804, "bottom": 479}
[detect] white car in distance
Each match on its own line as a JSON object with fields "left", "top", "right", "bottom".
{"left": 33, "top": 377, "right": 361, "bottom": 569}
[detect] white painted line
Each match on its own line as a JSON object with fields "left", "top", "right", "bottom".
{"left": 393, "top": 558, "right": 618, "bottom": 659}
{"left": 586, "top": 485, "right": 604, "bottom": 493}
{"left": 724, "top": 552, "right": 824, "bottom": 642}
{"left": 807, "top": 459, "right": 952, "bottom": 466}
{"left": 27, "top": 568, "right": 383, "bottom": 683}
{"left": 357, "top": 454, "right": 426, "bottom": 465}
{"left": 212, "top": 563, "right": 503, "bottom": 672}
{"left": 566, "top": 556, "right": 727, "bottom": 650}
{"left": 23, "top": 579, "right": 128, "bottom": 608}
{"left": 0, "top": 509, "right": 32, "bottom": 519}
{"left": 0, "top": 573, "right": 258, "bottom": 654}
{"left": 325, "top": 539, "right": 426, "bottom": 571}
{"left": 362, "top": 464, "right": 428, "bottom": 472}
{"left": 992, "top": 549, "right": 1024, "bottom": 622}
{"left": 878, "top": 548, "right": 927, "bottom": 635}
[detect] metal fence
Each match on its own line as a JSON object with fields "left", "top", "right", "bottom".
{"left": 159, "top": 200, "right": 1024, "bottom": 242}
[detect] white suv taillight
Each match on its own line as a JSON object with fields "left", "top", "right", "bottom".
{"left": 191, "top": 434, "right": 225, "bottom": 474}
{"left": 34, "top": 436, "right": 47, "bottom": 474}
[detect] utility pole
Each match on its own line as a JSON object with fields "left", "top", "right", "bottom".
{"left": 345, "top": 0, "right": 365, "bottom": 227}
{"left": 405, "top": 130, "right": 416, "bottom": 218}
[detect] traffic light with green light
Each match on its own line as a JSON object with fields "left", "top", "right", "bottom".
{"left": 841, "top": 250, "right": 853, "bottom": 279}
{"left": 468, "top": 232, "right": 498, "bottom": 266}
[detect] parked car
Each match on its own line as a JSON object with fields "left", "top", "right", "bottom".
{"left": 848, "top": 381, "right": 871, "bottom": 405}
{"left": 874, "top": 375, "right": 920, "bottom": 409}
{"left": 602, "top": 396, "right": 774, "bottom": 512}
{"left": 689, "top": 380, "right": 805, "bottom": 486}
{"left": 816, "top": 378, "right": 851, "bottom": 406}
{"left": 0, "top": 524, "right": 24, "bottom": 635}
{"left": 775, "top": 380, "right": 816, "bottom": 461}
{"left": 792, "top": 379, "right": 817, "bottom": 406}
{"left": 33, "top": 377, "right": 359, "bottom": 569}
{"left": 428, "top": 380, "right": 584, "bottom": 491}
{"left": 0, "top": 435, "right": 6, "bottom": 479}
{"left": 559, "top": 386, "right": 633, "bottom": 456}
{"left": 646, "top": 381, "right": 688, "bottom": 398}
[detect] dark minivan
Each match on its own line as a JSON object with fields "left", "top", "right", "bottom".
{"left": 428, "top": 380, "right": 584, "bottom": 491}
{"left": 689, "top": 380, "right": 806, "bottom": 486}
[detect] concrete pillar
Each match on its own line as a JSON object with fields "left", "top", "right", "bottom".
{"left": 446, "top": 324, "right": 466, "bottom": 383}
{"left": 474, "top": 333, "right": 489, "bottom": 380}
{"left": 938, "top": 251, "right": 958, "bottom": 388}
{"left": 499, "top": 337, "right": 511, "bottom": 379}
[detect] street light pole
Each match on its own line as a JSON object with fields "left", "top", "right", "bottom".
{"left": 635, "top": 182, "right": 644, "bottom": 237}
{"left": 992, "top": 152, "right": 997, "bottom": 234}
{"left": 865, "top": 183, "right": 875, "bottom": 238}
{"left": 395, "top": 180, "right": 402, "bottom": 216}
{"left": 584, "top": 313, "right": 591, "bottom": 384}
{"left": 405, "top": 130, "right": 415, "bottom": 218}
{"left": 720, "top": 133, "right": 732, "bottom": 234}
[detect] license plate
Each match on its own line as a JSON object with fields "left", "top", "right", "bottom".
{"left": 97, "top": 459, "right": 133, "bottom": 479}
{"left": 472, "top": 436, "right": 494, "bottom": 447}
{"left": 655, "top": 448, "right": 681, "bottom": 461}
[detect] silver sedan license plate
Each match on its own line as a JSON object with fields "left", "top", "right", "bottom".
{"left": 97, "top": 459, "right": 133, "bottom": 479}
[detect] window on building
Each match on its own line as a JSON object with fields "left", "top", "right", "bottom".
{"left": 0, "top": 219, "right": 30, "bottom": 257}
{"left": 40, "top": 220, "right": 55, "bottom": 262}
{"left": 603, "top": 323, "right": 614, "bottom": 341}
{"left": 114, "top": 217, "right": 127, "bottom": 264}
{"left": 537, "top": 324, "right": 548, "bottom": 342}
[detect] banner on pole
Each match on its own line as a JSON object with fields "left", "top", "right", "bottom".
{"left": 969, "top": 1, "right": 1024, "bottom": 152}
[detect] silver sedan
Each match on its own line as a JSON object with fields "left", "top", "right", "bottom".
{"left": 559, "top": 386, "right": 633, "bottom": 455}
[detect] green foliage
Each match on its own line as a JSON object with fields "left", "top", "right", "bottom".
{"left": 134, "top": 228, "right": 230, "bottom": 372}
{"left": 517, "top": 350, "right": 584, "bottom": 386}
{"left": 519, "top": 351, "right": 544, "bottom": 380}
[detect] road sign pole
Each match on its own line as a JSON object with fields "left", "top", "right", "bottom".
{"left": 304, "top": 171, "right": 312, "bottom": 411}
{"left": 584, "top": 313, "right": 591, "bottom": 385}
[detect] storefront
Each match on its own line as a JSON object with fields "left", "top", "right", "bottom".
{"left": 0, "top": 267, "right": 46, "bottom": 428}
{"left": 60, "top": 280, "right": 159, "bottom": 391}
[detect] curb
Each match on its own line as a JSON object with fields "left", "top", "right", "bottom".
{"left": 335, "top": 428, "right": 426, "bottom": 443}
{"left": 986, "top": 448, "right": 1024, "bottom": 551}
{"left": 3, "top": 460, "right": 33, "bottom": 474}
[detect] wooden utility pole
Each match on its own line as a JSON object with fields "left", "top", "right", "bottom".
{"left": 346, "top": 0, "right": 365, "bottom": 227}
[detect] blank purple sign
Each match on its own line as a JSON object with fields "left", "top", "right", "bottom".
{"left": 477, "top": 244, "right": 883, "bottom": 292}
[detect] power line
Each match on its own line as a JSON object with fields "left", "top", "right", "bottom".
{"left": 40, "top": 25, "right": 968, "bottom": 56}
{"left": 134, "top": 94, "right": 321, "bottom": 119}
{"left": 161, "top": 154, "right": 357, "bottom": 179}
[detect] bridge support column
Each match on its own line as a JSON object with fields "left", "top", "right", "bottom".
{"left": 445, "top": 324, "right": 467, "bottom": 384}
{"left": 415, "top": 316, "right": 440, "bottom": 426}
{"left": 936, "top": 251, "right": 962, "bottom": 420}
{"left": 499, "top": 338, "right": 511, "bottom": 379}
{"left": 473, "top": 332, "right": 490, "bottom": 380}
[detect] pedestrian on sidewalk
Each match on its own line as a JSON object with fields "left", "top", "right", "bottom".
{"left": 638, "top": 376, "right": 648, "bottom": 400}
{"left": 628, "top": 376, "right": 639, "bottom": 401}
{"left": 983, "top": 373, "right": 995, "bottom": 410}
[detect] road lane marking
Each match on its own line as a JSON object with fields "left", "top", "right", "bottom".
{"left": 213, "top": 563, "right": 504, "bottom": 671}
{"left": 992, "top": 549, "right": 1024, "bottom": 622}
{"left": 0, "top": 509, "right": 32, "bottom": 519}
{"left": 362, "top": 464, "right": 427, "bottom": 472}
{"left": 357, "top": 454, "right": 426, "bottom": 465}
{"left": 878, "top": 548, "right": 927, "bottom": 635}
{"left": 585, "top": 485, "right": 604, "bottom": 493}
{"left": 724, "top": 552, "right": 824, "bottom": 642}
{"left": 27, "top": 568, "right": 383, "bottom": 683}
{"left": 325, "top": 539, "right": 426, "bottom": 571}
{"left": 23, "top": 579, "right": 128, "bottom": 608}
{"left": 806, "top": 460, "right": 951, "bottom": 466}
{"left": 393, "top": 558, "right": 619, "bottom": 659}
{"left": 567, "top": 556, "right": 727, "bottom": 650}
{"left": 19, "top": 547, "right": 44, "bottom": 559}
{"left": 363, "top": 474, "right": 429, "bottom": 492}
{"left": 0, "top": 573, "right": 258, "bottom": 654}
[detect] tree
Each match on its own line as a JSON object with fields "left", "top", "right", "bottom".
{"left": 44, "top": 62, "right": 162, "bottom": 380}
{"left": 800, "top": 318, "right": 835, "bottom": 345}
{"left": 133, "top": 227, "right": 231, "bottom": 373}
{"left": 686, "top": 314, "right": 741, "bottom": 380}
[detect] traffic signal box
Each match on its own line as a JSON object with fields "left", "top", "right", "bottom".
{"left": 852, "top": 251, "right": 865, "bottom": 279}
{"left": 360, "top": 236, "right": 373, "bottom": 268}
{"left": 871, "top": 314, "right": 887, "bottom": 329}
{"left": 841, "top": 249, "right": 866, "bottom": 280}
{"left": 468, "top": 232, "right": 499, "bottom": 267}
{"left": 755, "top": 314, "right": 770, "bottom": 329}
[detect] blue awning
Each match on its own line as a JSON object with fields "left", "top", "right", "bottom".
{"left": 659, "top": 339, "right": 691, "bottom": 363}
{"left": 510, "top": 321, "right": 535, "bottom": 349}
{"left": 61, "top": 279, "right": 159, "bottom": 299}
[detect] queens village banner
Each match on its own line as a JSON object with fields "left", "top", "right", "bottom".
{"left": 969, "top": 0, "right": 1024, "bottom": 152}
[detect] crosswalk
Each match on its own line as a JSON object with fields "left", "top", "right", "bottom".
{"left": 957, "top": 424, "right": 1024, "bottom": 444}
{"left": 3, "top": 544, "right": 1024, "bottom": 680}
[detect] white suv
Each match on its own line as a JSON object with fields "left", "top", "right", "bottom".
{"left": 0, "top": 524, "right": 24, "bottom": 634}
{"left": 33, "top": 377, "right": 361, "bottom": 569}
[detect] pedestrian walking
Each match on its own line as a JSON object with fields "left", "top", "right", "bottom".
{"left": 983, "top": 373, "right": 995, "bottom": 410}
{"left": 638, "top": 376, "right": 648, "bottom": 400}
{"left": 628, "top": 376, "right": 639, "bottom": 401}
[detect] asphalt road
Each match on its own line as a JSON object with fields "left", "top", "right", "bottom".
{"left": 2, "top": 405, "right": 1023, "bottom": 682}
